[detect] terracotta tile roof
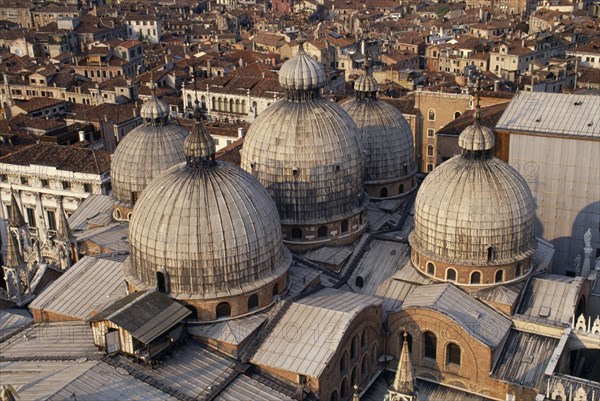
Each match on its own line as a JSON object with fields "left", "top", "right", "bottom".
{"left": 215, "top": 137, "right": 244, "bottom": 166}
{"left": 436, "top": 102, "right": 509, "bottom": 137}
{"left": 0, "top": 143, "right": 111, "bottom": 174}
{"left": 13, "top": 97, "right": 66, "bottom": 113}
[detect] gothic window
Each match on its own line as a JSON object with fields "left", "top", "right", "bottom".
{"left": 428, "top": 109, "right": 436, "bottom": 121}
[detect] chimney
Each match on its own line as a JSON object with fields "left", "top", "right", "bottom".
{"left": 494, "top": 80, "right": 500, "bottom": 92}
{"left": 239, "top": 57, "right": 244, "bottom": 67}
{"left": 238, "top": 127, "right": 245, "bottom": 138}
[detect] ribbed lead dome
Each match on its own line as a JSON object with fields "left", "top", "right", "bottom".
{"left": 127, "top": 117, "right": 291, "bottom": 299}
{"left": 111, "top": 93, "right": 188, "bottom": 204}
{"left": 410, "top": 119, "right": 536, "bottom": 266}
{"left": 278, "top": 34, "right": 326, "bottom": 92}
{"left": 342, "top": 65, "right": 416, "bottom": 187}
{"left": 457, "top": 108, "right": 495, "bottom": 151}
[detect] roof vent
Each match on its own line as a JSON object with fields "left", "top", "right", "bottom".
{"left": 574, "top": 100, "right": 583, "bottom": 105}
{"left": 535, "top": 118, "right": 541, "bottom": 123}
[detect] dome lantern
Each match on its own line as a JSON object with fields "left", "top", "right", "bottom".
{"left": 185, "top": 101, "right": 216, "bottom": 168}
{"left": 354, "top": 57, "right": 378, "bottom": 100}
{"left": 278, "top": 30, "right": 327, "bottom": 101}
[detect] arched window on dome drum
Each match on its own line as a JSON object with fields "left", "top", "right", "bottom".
{"left": 428, "top": 109, "right": 436, "bottom": 121}
{"left": 426, "top": 262, "right": 435, "bottom": 276}
{"left": 454, "top": 111, "right": 461, "bottom": 119}
{"left": 515, "top": 263, "right": 522, "bottom": 277}
{"left": 291, "top": 227, "right": 303, "bottom": 239}
{"left": 318, "top": 226, "right": 328, "bottom": 238}
{"left": 272, "top": 284, "right": 279, "bottom": 297}
{"left": 355, "top": 276, "right": 364, "bottom": 288}
{"left": 446, "top": 343, "right": 461, "bottom": 366}
{"left": 114, "top": 208, "right": 122, "bottom": 220}
{"left": 423, "top": 331, "right": 437, "bottom": 359}
{"left": 186, "top": 93, "right": 192, "bottom": 108}
{"left": 248, "top": 294, "right": 259, "bottom": 311}
{"left": 216, "top": 302, "right": 231, "bottom": 319}
{"left": 399, "top": 184, "right": 404, "bottom": 194}
{"left": 380, "top": 187, "right": 388, "bottom": 197}
{"left": 470, "top": 271, "right": 481, "bottom": 284}
{"left": 340, "top": 350, "right": 348, "bottom": 374}
{"left": 495, "top": 269, "right": 504, "bottom": 283}
{"left": 427, "top": 145, "right": 434, "bottom": 157}
{"left": 156, "top": 271, "right": 167, "bottom": 293}
{"left": 446, "top": 268, "right": 457, "bottom": 282}
{"left": 130, "top": 191, "right": 138, "bottom": 205}
{"left": 341, "top": 219, "right": 349, "bottom": 234}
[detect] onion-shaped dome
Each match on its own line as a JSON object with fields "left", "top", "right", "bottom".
{"left": 278, "top": 33, "right": 327, "bottom": 94}
{"left": 110, "top": 89, "right": 188, "bottom": 204}
{"left": 457, "top": 108, "right": 495, "bottom": 151}
{"left": 354, "top": 73, "right": 378, "bottom": 95}
{"left": 342, "top": 65, "right": 416, "bottom": 191}
{"left": 127, "top": 108, "right": 291, "bottom": 301}
{"left": 241, "top": 37, "right": 366, "bottom": 232}
{"left": 410, "top": 110, "right": 536, "bottom": 269}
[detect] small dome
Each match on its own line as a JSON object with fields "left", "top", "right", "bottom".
{"left": 111, "top": 95, "right": 188, "bottom": 204}
{"left": 458, "top": 110, "right": 495, "bottom": 151}
{"left": 140, "top": 95, "right": 170, "bottom": 121}
{"left": 185, "top": 106, "right": 216, "bottom": 163}
{"left": 241, "top": 99, "right": 365, "bottom": 225}
{"left": 411, "top": 129, "right": 535, "bottom": 266}
{"left": 279, "top": 39, "right": 326, "bottom": 91}
{"left": 354, "top": 74, "right": 378, "bottom": 93}
{"left": 127, "top": 160, "right": 291, "bottom": 298}
{"left": 342, "top": 96, "right": 416, "bottom": 185}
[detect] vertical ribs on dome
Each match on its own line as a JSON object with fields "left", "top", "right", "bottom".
{"left": 185, "top": 102, "right": 216, "bottom": 168}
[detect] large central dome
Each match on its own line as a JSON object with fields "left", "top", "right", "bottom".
{"left": 240, "top": 34, "right": 367, "bottom": 249}
{"left": 125, "top": 107, "right": 291, "bottom": 320}
{"left": 409, "top": 107, "right": 536, "bottom": 287}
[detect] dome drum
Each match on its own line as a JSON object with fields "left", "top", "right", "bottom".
{"left": 410, "top": 240, "right": 533, "bottom": 288}
{"left": 281, "top": 210, "right": 367, "bottom": 251}
{"left": 124, "top": 260, "right": 289, "bottom": 321}
{"left": 365, "top": 174, "right": 417, "bottom": 200}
